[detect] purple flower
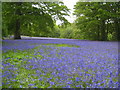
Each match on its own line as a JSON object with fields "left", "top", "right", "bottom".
{"left": 33, "top": 87, "right": 37, "bottom": 88}
{"left": 50, "top": 81, "right": 55, "bottom": 85}
{"left": 75, "top": 77, "right": 81, "bottom": 82}
{"left": 28, "top": 84, "right": 35, "bottom": 86}
{"left": 67, "top": 81, "right": 72, "bottom": 84}
{"left": 20, "top": 85, "right": 22, "bottom": 88}
{"left": 66, "top": 85, "right": 71, "bottom": 88}
{"left": 2, "top": 39, "right": 118, "bottom": 88}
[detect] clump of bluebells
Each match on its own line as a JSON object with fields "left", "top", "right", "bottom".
{"left": 2, "top": 39, "right": 118, "bottom": 88}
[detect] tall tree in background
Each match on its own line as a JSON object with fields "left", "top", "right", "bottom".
{"left": 2, "top": 2, "right": 70, "bottom": 39}
{"left": 74, "top": 2, "right": 120, "bottom": 41}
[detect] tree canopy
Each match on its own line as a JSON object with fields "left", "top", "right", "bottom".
{"left": 2, "top": 2, "right": 70, "bottom": 39}
{"left": 74, "top": 2, "right": 120, "bottom": 41}
{"left": 2, "top": 2, "right": 120, "bottom": 41}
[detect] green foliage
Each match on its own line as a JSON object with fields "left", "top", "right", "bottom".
{"left": 74, "top": 2, "right": 120, "bottom": 41}
{"left": 2, "top": 2, "right": 70, "bottom": 38}
{"left": 42, "top": 43, "right": 80, "bottom": 48}
{"left": 59, "top": 23, "right": 81, "bottom": 39}
{"left": 49, "top": 24, "right": 60, "bottom": 38}
{"left": 2, "top": 46, "right": 45, "bottom": 88}
{"left": 2, "top": 41, "right": 118, "bottom": 88}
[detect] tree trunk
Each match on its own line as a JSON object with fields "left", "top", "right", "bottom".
{"left": 14, "top": 2, "right": 22, "bottom": 39}
{"left": 100, "top": 20, "right": 107, "bottom": 41}
{"left": 97, "top": 25, "right": 100, "bottom": 40}
{"left": 14, "top": 19, "right": 21, "bottom": 39}
{"left": 106, "top": 21, "right": 109, "bottom": 40}
{"left": 115, "top": 19, "right": 120, "bottom": 41}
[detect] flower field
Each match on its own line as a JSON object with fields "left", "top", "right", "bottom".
{"left": 2, "top": 39, "right": 119, "bottom": 88}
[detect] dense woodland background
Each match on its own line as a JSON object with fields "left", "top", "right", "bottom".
{"left": 2, "top": 2, "right": 120, "bottom": 41}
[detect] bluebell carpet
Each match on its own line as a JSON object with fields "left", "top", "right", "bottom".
{"left": 2, "top": 39, "right": 118, "bottom": 88}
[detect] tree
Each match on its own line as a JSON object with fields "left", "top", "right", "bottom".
{"left": 59, "top": 23, "right": 78, "bottom": 39}
{"left": 74, "top": 2, "right": 120, "bottom": 41}
{"left": 2, "top": 2, "right": 70, "bottom": 39}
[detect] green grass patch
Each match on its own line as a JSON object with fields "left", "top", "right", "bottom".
{"left": 41, "top": 43, "right": 80, "bottom": 48}
{"left": 2, "top": 46, "right": 45, "bottom": 88}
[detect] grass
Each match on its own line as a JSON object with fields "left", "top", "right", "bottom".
{"left": 41, "top": 43, "right": 80, "bottom": 48}
{"left": 2, "top": 47, "right": 44, "bottom": 88}
{"left": 2, "top": 45, "right": 83, "bottom": 88}
{"left": 2, "top": 40, "right": 118, "bottom": 88}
